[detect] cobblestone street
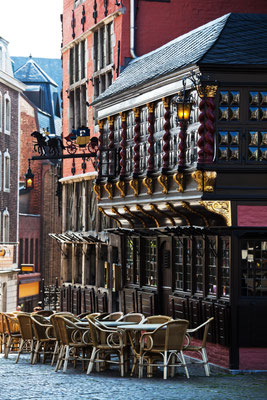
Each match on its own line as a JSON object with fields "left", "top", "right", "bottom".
{"left": 0, "top": 354, "right": 267, "bottom": 400}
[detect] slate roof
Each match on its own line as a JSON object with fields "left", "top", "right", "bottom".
{"left": 13, "top": 57, "right": 58, "bottom": 87}
{"left": 12, "top": 56, "right": 62, "bottom": 91}
{"left": 93, "top": 13, "right": 267, "bottom": 104}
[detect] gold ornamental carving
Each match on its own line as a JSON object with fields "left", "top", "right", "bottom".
{"left": 200, "top": 201, "right": 232, "bottom": 227}
{"left": 116, "top": 180, "right": 126, "bottom": 197}
{"left": 123, "top": 206, "right": 146, "bottom": 228}
{"left": 104, "top": 182, "right": 114, "bottom": 199}
{"left": 98, "top": 120, "right": 104, "bottom": 129}
{"left": 143, "top": 176, "right": 153, "bottom": 195}
{"left": 181, "top": 201, "right": 209, "bottom": 227}
{"left": 157, "top": 174, "right": 168, "bottom": 194}
{"left": 93, "top": 184, "right": 101, "bottom": 201}
{"left": 98, "top": 207, "right": 122, "bottom": 228}
{"left": 162, "top": 97, "right": 170, "bottom": 109}
{"left": 120, "top": 112, "right": 127, "bottom": 122}
{"left": 150, "top": 204, "right": 175, "bottom": 226}
{"left": 129, "top": 178, "right": 139, "bottom": 197}
{"left": 111, "top": 207, "right": 134, "bottom": 229}
{"left": 146, "top": 103, "right": 154, "bottom": 113}
{"left": 108, "top": 115, "right": 114, "bottom": 126}
{"left": 136, "top": 205, "right": 160, "bottom": 227}
{"left": 197, "top": 85, "right": 218, "bottom": 98}
{"left": 192, "top": 171, "right": 217, "bottom": 192}
{"left": 165, "top": 202, "right": 190, "bottom": 226}
{"left": 133, "top": 107, "right": 140, "bottom": 118}
{"left": 173, "top": 172, "right": 184, "bottom": 192}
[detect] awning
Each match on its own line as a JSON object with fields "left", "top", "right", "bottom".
{"left": 49, "top": 232, "right": 106, "bottom": 244}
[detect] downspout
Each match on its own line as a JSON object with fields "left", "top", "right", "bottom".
{"left": 130, "top": 0, "right": 137, "bottom": 58}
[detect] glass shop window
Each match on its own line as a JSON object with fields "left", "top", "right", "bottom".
{"left": 174, "top": 238, "right": 183, "bottom": 290}
{"left": 184, "top": 238, "right": 192, "bottom": 292}
{"left": 195, "top": 237, "right": 204, "bottom": 294}
{"left": 144, "top": 238, "right": 157, "bottom": 287}
{"left": 241, "top": 239, "right": 267, "bottom": 296}
{"left": 220, "top": 237, "right": 230, "bottom": 297}
{"left": 125, "top": 237, "right": 139, "bottom": 285}
{"left": 207, "top": 237, "right": 217, "bottom": 296}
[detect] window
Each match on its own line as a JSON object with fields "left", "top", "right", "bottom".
{"left": 0, "top": 151, "right": 2, "bottom": 190}
{"left": 125, "top": 237, "right": 139, "bottom": 285}
{"left": 92, "top": 22, "right": 114, "bottom": 98}
{"left": 3, "top": 208, "right": 9, "bottom": 243}
{"left": 68, "top": 40, "right": 87, "bottom": 130}
{"left": 3, "top": 150, "right": 10, "bottom": 192}
{"left": 241, "top": 239, "right": 267, "bottom": 297}
{"left": 4, "top": 93, "right": 11, "bottom": 134}
{"left": 0, "top": 47, "right": 2, "bottom": 70}
{"left": 0, "top": 92, "right": 2, "bottom": 132}
{"left": 144, "top": 238, "right": 157, "bottom": 287}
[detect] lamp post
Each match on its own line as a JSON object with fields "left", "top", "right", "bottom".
{"left": 175, "top": 78, "right": 194, "bottom": 169}
{"left": 25, "top": 159, "right": 34, "bottom": 189}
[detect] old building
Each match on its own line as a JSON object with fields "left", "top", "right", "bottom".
{"left": 0, "top": 37, "right": 25, "bottom": 311}
{"left": 59, "top": 1, "right": 267, "bottom": 370}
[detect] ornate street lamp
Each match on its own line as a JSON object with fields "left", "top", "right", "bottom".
{"left": 25, "top": 159, "right": 34, "bottom": 189}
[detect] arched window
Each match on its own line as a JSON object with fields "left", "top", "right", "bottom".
{"left": 4, "top": 92, "right": 11, "bottom": 134}
{"left": 3, "top": 150, "right": 10, "bottom": 192}
{"left": 0, "top": 150, "right": 2, "bottom": 190}
{"left": 3, "top": 208, "right": 9, "bottom": 243}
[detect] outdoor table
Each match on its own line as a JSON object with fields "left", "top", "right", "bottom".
{"left": 97, "top": 321, "right": 138, "bottom": 328}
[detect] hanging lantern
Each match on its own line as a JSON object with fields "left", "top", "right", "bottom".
{"left": 25, "top": 159, "right": 34, "bottom": 189}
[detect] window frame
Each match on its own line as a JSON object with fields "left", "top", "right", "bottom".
{"left": 4, "top": 92, "right": 11, "bottom": 134}
{"left": 0, "top": 92, "right": 2, "bottom": 132}
{"left": 2, "top": 208, "right": 9, "bottom": 244}
{"left": 3, "top": 150, "right": 10, "bottom": 192}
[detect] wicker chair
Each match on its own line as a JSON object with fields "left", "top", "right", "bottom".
{"left": 53, "top": 315, "right": 92, "bottom": 372}
{"left": 3, "top": 313, "right": 22, "bottom": 359}
{"left": 138, "top": 319, "right": 189, "bottom": 379}
{"left": 0, "top": 312, "right": 6, "bottom": 354}
{"left": 118, "top": 313, "right": 145, "bottom": 323}
{"left": 86, "top": 317, "right": 128, "bottom": 377}
{"left": 102, "top": 312, "right": 123, "bottom": 321}
{"left": 16, "top": 313, "right": 35, "bottom": 363}
{"left": 33, "top": 310, "right": 55, "bottom": 317}
{"left": 31, "top": 315, "right": 56, "bottom": 364}
{"left": 144, "top": 315, "right": 172, "bottom": 324}
{"left": 183, "top": 317, "right": 214, "bottom": 376}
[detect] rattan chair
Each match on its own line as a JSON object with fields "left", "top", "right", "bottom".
{"left": 31, "top": 315, "right": 56, "bottom": 364}
{"left": 144, "top": 315, "right": 172, "bottom": 324}
{"left": 183, "top": 317, "right": 214, "bottom": 376}
{"left": 53, "top": 315, "right": 92, "bottom": 372}
{"left": 16, "top": 313, "right": 35, "bottom": 363}
{"left": 86, "top": 317, "right": 128, "bottom": 377}
{"left": 33, "top": 310, "right": 55, "bottom": 317}
{"left": 118, "top": 313, "right": 145, "bottom": 323}
{"left": 3, "top": 313, "right": 21, "bottom": 358}
{"left": 0, "top": 312, "right": 6, "bottom": 354}
{"left": 102, "top": 312, "right": 123, "bottom": 321}
{"left": 138, "top": 319, "right": 189, "bottom": 379}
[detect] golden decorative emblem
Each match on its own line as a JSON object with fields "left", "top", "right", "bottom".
{"left": 120, "top": 112, "right": 127, "bottom": 122}
{"left": 116, "top": 180, "right": 126, "bottom": 197}
{"left": 111, "top": 207, "right": 134, "bottom": 229}
{"left": 99, "top": 207, "right": 122, "bottom": 227}
{"left": 108, "top": 115, "right": 114, "bottom": 125}
{"left": 123, "top": 206, "right": 146, "bottom": 227}
{"left": 197, "top": 85, "right": 218, "bottom": 98}
{"left": 133, "top": 107, "right": 140, "bottom": 118}
{"left": 165, "top": 202, "right": 190, "bottom": 226}
{"left": 192, "top": 171, "right": 217, "bottom": 192}
{"left": 136, "top": 204, "right": 160, "bottom": 227}
{"left": 200, "top": 201, "right": 232, "bottom": 227}
{"left": 146, "top": 102, "right": 154, "bottom": 113}
{"left": 157, "top": 174, "right": 168, "bottom": 194}
{"left": 181, "top": 201, "right": 209, "bottom": 227}
{"left": 93, "top": 184, "right": 101, "bottom": 200}
{"left": 150, "top": 204, "right": 175, "bottom": 226}
{"left": 143, "top": 176, "right": 153, "bottom": 195}
{"left": 104, "top": 182, "right": 114, "bottom": 199}
{"left": 129, "top": 178, "right": 139, "bottom": 197}
{"left": 173, "top": 172, "right": 184, "bottom": 192}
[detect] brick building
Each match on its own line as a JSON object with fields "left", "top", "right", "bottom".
{"left": 0, "top": 37, "right": 25, "bottom": 312}
{"left": 59, "top": 1, "right": 267, "bottom": 369}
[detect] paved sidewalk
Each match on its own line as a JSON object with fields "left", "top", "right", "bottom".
{"left": 0, "top": 354, "right": 267, "bottom": 400}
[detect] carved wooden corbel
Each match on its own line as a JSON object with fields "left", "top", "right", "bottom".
{"left": 104, "top": 182, "right": 114, "bottom": 199}
{"left": 157, "top": 174, "right": 168, "bottom": 194}
{"left": 173, "top": 172, "right": 184, "bottom": 192}
{"left": 143, "top": 176, "right": 153, "bottom": 195}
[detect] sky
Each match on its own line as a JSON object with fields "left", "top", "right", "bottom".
{"left": 0, "top": 0, "right": 63, "bottom": 59}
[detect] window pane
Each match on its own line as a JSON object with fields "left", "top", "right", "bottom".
{"left": 207, "top": 237, "right": 217, "bottom": 295}
{"left": 144, "top": 239, "right": 157, "bottom": 287}
{"left": 174, "top": 238, "right": 183, "bottom": 290}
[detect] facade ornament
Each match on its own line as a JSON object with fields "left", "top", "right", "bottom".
{"left": 143, "top": 176, "right": 153, "bottom": 195}
{"left": 157, "top": 174, "right": 168, "bottom": 194}
{"left": 150, "top": 204, "right": 175, "bottom": 226}
{"left": 104, "top": 182, "right": 114, "bottom": 199}
{"left": 146, "top": 102, "right": 155, "bottom": 174}
{"left": 116, "top": 180, "right": 126, "bottom": 197}
{"left": 111, "top": 207, "right": 134, "bottom": 229}
{"left": 162, "top": 97, "right": 171, "bottom": 172}
{"left": 123, "top": 206, "right": 146, "bottom": 228}
{"left": 98, "top": 207, "right": 122, "bottom": 227}
{"left": 133, "top": 107, "right": 141, "bottom": 176}
{"left": 173, "top": 172, "right": 184, "bottom": 192}
{"left": 119, "top": 112, "right": 127, "bottom": 177}
{"left": 129, "top": 178, "right": 139, "bottom": 196}
{"left": 93, "top": 183, "right": 101, "bottom": 200}
{"left": 197, "top": 85, "right": 218, "bottom": 98}
{"left": 136, "top": 204, "right": 160, "bottom": 227}
{"left": 192, "top": 170, "right": 217, "bottom": 192}
{"left": 165, "top": 202, "right": 190, "bottom": 226}
{"left": 200, "top": 200, "right": 232, "bottom": 227}
{"left": 181, "top": 201, "right": 209, "bottom": 227}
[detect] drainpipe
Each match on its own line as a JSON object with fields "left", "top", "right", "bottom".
{"left": 130, "top": 0, "right": 137, "bottom": 58}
